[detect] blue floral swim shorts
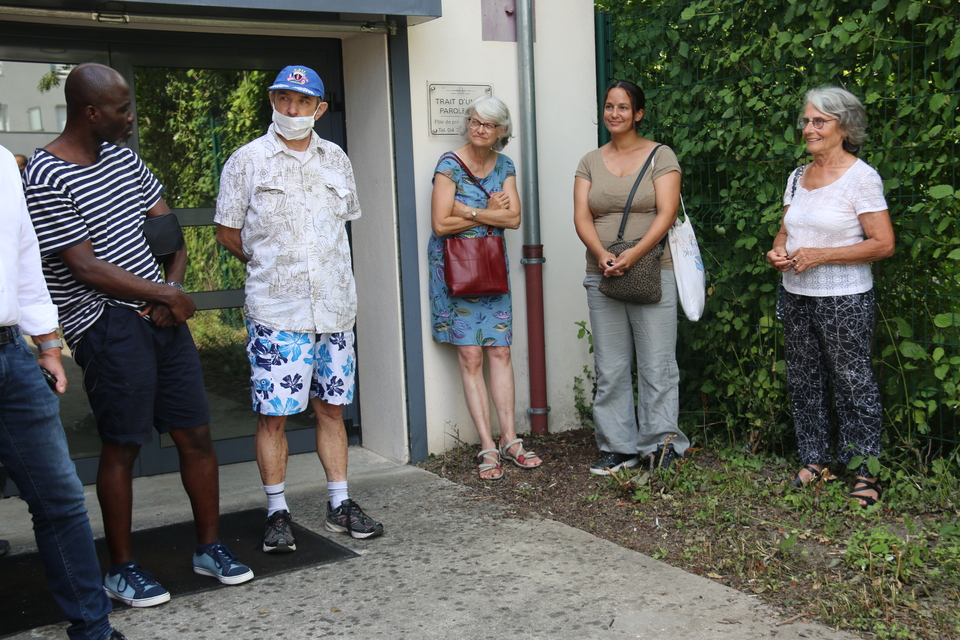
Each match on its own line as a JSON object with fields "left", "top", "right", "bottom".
{"left": 245, "top": 320, "right": 356, "bottom": 416}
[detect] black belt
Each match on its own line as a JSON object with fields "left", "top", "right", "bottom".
{"left": 0, "top": 326, "right": 19, "bottom": 345}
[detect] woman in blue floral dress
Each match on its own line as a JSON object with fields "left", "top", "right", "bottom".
{"left": 428, "top": 96, "right": 542, "bottom": 480}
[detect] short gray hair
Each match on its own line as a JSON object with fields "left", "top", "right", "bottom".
{"left": 804, "top": 86, "right": 868, "bottom": 155}
{"left": 462, "top": 96, "right": 513, "bottom": 151}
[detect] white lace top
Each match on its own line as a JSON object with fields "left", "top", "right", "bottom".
{"left": 781, "top": 159, "right": 887, "bottom": 297}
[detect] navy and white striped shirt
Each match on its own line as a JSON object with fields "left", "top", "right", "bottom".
{"left": 23, "top": 143, "right": 164, "bottom": 350}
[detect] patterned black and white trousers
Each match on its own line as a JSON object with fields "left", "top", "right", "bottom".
{"left": 780, "top": 286, "right": 882, "bottom": 477}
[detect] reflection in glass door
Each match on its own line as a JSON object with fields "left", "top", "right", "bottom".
{"left": 131, "top": 67, "right": 282, "bottom": 446}
{"left": 1, "top": 59, "right": 103, "bottom": 466}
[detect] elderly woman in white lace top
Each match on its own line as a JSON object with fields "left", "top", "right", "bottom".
{"left": 766, "top": 86, "right": 895, "bottom": 507}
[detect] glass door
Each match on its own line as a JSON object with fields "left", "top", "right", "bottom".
{"left": 0, "top": 41, "right": 113, "bottom": 483}
{"left": 0, "top": 24, "right": 359, "bottom": 484}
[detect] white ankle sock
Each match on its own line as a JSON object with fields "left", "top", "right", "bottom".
{"left": 264, "top": 482, "right": 288, "bottom": 516}
{"left": 327, "top": 481, "right": 349, "bottom": 508}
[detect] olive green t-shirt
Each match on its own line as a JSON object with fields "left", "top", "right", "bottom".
{"left": 575, "top": 144, "right": 681, "bottom": 274}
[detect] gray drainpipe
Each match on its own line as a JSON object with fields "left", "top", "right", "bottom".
{"left": 517, "top": 0, "right": 549, "bottom": 434}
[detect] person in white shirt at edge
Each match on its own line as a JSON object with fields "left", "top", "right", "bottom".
{"left": 215, "top": 65, "right": 383, "bottom": 551}
{"left": 0, "top": 144, "right": 127, "bottom": 640}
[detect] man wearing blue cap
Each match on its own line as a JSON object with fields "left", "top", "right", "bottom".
{"left": 216, "top": 65, "right": 383, "bottom": 552}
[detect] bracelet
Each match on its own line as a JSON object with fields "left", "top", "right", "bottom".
{"left": 38, "top": 338, "right": 63, "bottom": 352}
{"left": 166, "top": 282, "right": 185, "bottom": 292}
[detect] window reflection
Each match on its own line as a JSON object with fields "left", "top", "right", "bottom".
{"left": 133, "top": 67, "right": 272, "bottom": 209}
{"left": 0, "top": 60, "right": 71, "bottom": 158}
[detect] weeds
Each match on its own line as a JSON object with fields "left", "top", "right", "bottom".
{"left": 573, "top": 321, "right": 595, "bottom": 429}
{"left": 572, "top": 365, "right": 595, "bottom": 430}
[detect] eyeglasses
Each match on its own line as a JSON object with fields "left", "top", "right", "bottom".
{"left": 467, "top": 118, "right": 501, "bottom": 132}
{"left": 797, "top": 117, "right": 837, "bottom": 130}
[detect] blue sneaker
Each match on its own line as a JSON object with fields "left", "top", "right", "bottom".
{"left": 103, "top": 562, "right": 170, "bottom": 607}
{"left": 192, "top": 542, "right": 254, "bottom": 585}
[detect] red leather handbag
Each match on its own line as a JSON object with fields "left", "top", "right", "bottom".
{"left": 441, "top": 152, "right": 509, "bottom": 297}
{"left": 444, "top": 234, "right": 509, "bottom": 296}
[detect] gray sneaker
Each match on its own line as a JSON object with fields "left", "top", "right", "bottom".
{"left": 261, "top": 509, "right": 296, "bottom": 553}
{"left": 325, "top": 499, "right": 384, "bottom": 539}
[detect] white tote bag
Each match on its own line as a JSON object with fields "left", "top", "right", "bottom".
{"left": 668, "top": 195, "right": 706, "bottom": 321}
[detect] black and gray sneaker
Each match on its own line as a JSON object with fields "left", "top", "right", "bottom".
{"left": 649, "top": 444, "right": 680, "bottom": 469}
{"left": 589, "top": 452, "right": 639, "bottom": 476}
{"left": 261, "top": 509, "right": 296, "bottom": 553}
{"left": 325, "top": 499, "right": 384, "bottom": 539}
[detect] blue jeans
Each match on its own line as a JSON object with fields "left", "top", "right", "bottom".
{"left": 584, "top": 271, "right": 690, "bottom": 457}
{"left": 0, "top": 331, "right": 114, "bottom": 640}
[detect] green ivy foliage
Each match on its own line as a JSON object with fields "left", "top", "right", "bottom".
{"left": 134, "top": 68, "right": 271, "bottom": 295}
{"left": 596, "top": 0, "right": 960, "bottom": 455}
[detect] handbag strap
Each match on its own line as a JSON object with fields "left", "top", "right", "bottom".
{"left": 441, "top": 152, "right": 493, "bottom": 200}
{"left": 789, "top": 165, "right": 806, "bottom": 199}
{"left": 615, "top": 144, "right": 664, "bottom": 241}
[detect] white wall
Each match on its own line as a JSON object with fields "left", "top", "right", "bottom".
{"left": 342, "top": 32, "right": 411, "bottom": 463}
{"left": 407, "top": 0, "right": 597, "bottom": 453}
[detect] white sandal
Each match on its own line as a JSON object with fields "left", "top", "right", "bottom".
{"left": 476, "top": 448, "right": 504, "bottom": 481}
{"left": 499, "top": 438, "right": 542, "bottom": 469}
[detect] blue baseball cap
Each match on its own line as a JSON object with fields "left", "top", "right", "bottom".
{"left": 269, "top": 65, "right": 324, "bottom": 99}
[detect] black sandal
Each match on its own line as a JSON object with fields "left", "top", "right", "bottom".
{"left": 790, "top": 465, "right": 822, "bottom": 488}
{"left": 849, "top": 478, "right": 882, "bottom": 507}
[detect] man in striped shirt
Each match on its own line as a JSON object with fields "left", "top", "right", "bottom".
{"left": 2, "top": 143, "right": 127, "bottom": 640}
{"left": 23, "top": 63, "right": 252, "bottom": 608}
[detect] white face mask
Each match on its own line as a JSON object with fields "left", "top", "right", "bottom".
{"left": 272, "top": 103, "right": 320, "bottom": 140}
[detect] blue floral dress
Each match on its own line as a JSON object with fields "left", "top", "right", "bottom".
{"left": 428, "top": 152, "right": 516, "bottom": 346}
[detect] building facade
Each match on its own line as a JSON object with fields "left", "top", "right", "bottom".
{"left": 0, "top": 0, "right": 596, "bottom": 481}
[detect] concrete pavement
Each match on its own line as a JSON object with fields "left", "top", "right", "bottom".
{"left": 1, "top": 449, "right": 859, "bottom": 639}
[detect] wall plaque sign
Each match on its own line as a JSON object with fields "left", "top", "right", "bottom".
{"left": 428, "top": 83, "right": 493, "bottom": 135}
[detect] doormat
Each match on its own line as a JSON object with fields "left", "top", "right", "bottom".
{"left": 0, "top": 508, "right": 356, "bottom": 637}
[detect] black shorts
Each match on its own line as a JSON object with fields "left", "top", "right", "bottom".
{"left": 73, "top": 305, "right": 211, "bottom": 445}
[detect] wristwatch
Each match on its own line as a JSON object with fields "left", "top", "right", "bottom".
{"left": 166, "top": 281, "right": 185, "bottom": 292}
{"left": 471, "top": 209, "right": 478, "bottom": 220}
{"left": 38, "top": 338, "right": 63, "bottom": 351}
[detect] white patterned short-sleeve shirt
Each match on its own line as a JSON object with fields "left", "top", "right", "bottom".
{"left": 782, "top": 158, "right": 887, "bottom": 297}
{"left": 215, "top": 125, "right": 361, "bottom": 333}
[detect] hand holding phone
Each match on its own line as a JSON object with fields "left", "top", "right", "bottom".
{"left": 40, "top": 367, "right": 57, "bottom": 391}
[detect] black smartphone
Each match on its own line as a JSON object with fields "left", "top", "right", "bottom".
{"left": 39, "top": 367, "right": 57, "bottom": 391}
